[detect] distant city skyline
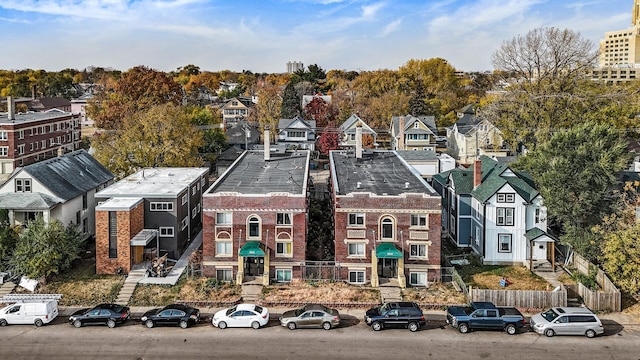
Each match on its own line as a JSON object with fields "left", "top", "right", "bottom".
{"left": 0, "top": 0, "right": 635, "bottom": 73}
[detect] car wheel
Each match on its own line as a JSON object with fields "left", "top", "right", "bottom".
{"left": 107, "top": 319, "right": 116, "bottom": 328}
{"left": 218, "top": 321, "right": 227, "bottom": 329}
{"left": 371, "top": 321, "right": 383, "bottom": 331}
{"left": 322, "top": 322, "right": 332, "bottom": 330}
{"left": 545, "top": 329, "right": 555, "bottom": 337}
{"left": 179, "top": 320, "right": 189, "bottom": 329}
{"left": 287, "top": 322, "right": 297, "bottom": 330}
{"left": 505, "top": 324, "right": 517, "bottom": 335}
{"left": 0, "top": 319, "right": 7, "bottom": 327}
{"left": 251, "top": 321, "right": 260, "bottom": 330}
{"left": 145, "top": 320, "right": 154, "bottom": 328}
{"left": 34, "top": 319, "right": 44, "bottom": 327}
{"left": 458, "top": 323, "right": 469, "bottom": 334}
{"left": 408, "top": 322, "right": 419, "bottom": 332}
{"left": 73, "top": 320, "right": 82, "bottom": 328}
{"left": 585, "top": 329, "right": 596, "bottom": 338}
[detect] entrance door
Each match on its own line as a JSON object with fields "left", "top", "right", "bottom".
{"left": 377, "top": 258, "right": 397, "bottom": 278}
{"left": 245, "top": 257, "right": 264, "bottom": 276}
{"left": 533, "top": 241, "right": 547, "bottom": 260}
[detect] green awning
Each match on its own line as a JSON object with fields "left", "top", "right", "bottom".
{"left": 239, "top": 241, "right": 265, "bottom": 257}
{"left": 376, "top": 243, "right": 403, "bottom": 259}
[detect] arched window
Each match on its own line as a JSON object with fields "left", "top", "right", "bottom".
{"left": 380, "top": 216, "right": 395, "bottom": 240}
{"left": 247, "top": 216, "right": 261, "bottom": 239}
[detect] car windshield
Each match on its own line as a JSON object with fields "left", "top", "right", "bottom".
{"left": 225, "top": 306, "right": 237, "bottom": 316}
{"left": 254, "top": 305, "right": 264, "bottom": 314}
{"left": 541, "top": 309, "right": 559, "bottom": 322}
{"left": 112, "top": 305, "right": 125, "bottom": 313}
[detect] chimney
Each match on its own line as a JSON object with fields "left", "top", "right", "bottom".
{"left": 355, "top": 122, "right": 362, "bottom": 160}
{"left": 57, "top": 146, "right": 64, "bottom": 157}
{"left": 264, "top": 125, "right": 270, "bottom": 161}
{"left": 32, "top": 85, "right": 36, "bottom": 100}
{"left": 7, "top": 96, "right": 15, "bottom": 121}
{"left": 473, "top": 159, "right": 482, "bottom": 188}
{"left": 398, "top": 116, "right": 405, "bottom": 150}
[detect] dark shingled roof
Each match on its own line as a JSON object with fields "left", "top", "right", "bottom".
{"left": 0, "top": 193, "right": 61, "bottom": 210}
{"left": 24, "top": 149, "right": 114, "bottom": 202}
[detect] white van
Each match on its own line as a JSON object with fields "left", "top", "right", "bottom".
{"left": 0, "top": 295, "right": 61, "bottom": 327}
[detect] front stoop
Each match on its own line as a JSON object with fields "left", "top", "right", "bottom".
{"left": 0, "top": 281, "right": 17, "bottom": 298}
{"left": 379, "top": 286, "right": 402, "bottom": 303}
{"left": 240, "top": 284, "right": 263, "bottom": 303}
{"left": 114, "top": 269, "right": 146, "bottom": 305}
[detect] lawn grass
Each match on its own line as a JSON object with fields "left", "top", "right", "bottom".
{"left": 261, "top": 279, "right": 380, "bottom": 303}
{"left": 456, "top": 264, "right": 549, "bottom": 290}
{"left": 129, "top": 276, "right": 241, "bottom": 307}
{"left": 25, "top": 259, "right": 125, "bottom": 306}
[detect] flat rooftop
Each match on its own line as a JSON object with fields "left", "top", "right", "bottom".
{"left": 0, "top": 110, "right": 77, "bottom": 125}
{"left": 96, "top": 167, "right": 208, "bottom": 198}
{"left": 208, "top": 150, "right": 309, "bottom": 195}
{"left": 330, "top": 150, "right": 437, "bottom": 196}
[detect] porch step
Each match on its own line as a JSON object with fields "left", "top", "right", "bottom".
{"left": 0, "top": 281, "right": 17, "bottom": 298}
{"left": 114, "top": 270, "right": 146, "bottom": 305}
{"left": 241, "top": 284, "right": 263, "bottom": 303}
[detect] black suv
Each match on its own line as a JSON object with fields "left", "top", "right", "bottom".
{"left": 364, "top": 302, "right": 425, "bottom": 332}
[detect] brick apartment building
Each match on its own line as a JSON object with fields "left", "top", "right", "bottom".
{"left": 329, "top": 125, "right": 442, "bottom": 288}
{"left": 0, "top": 96, "right": 81, "bottom": 179}
{"left": 202, "top": 128, "right": 310, "bottom": 285}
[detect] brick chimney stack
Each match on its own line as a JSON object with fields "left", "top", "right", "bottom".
{"left": 398, "top": 116, "right": 405, "bottom": 150}
{"left": 264, "top": 125, "right": 270, "bottom": 162}
{"left": 473, "top": 159, "right": 482, "bottom": 188}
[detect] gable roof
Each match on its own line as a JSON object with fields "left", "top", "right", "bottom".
{"left": 278, "top": 115, "right": 316, "bottom": 132}
{"left": 339, "top": 114, "right": 377, "bottom": 135}
{"left": 443, "top": 155, "right": 540, "bottom": 203}
{"left": 391, "top": 115, "right": 437, "bottom": 136}
{"left": 226, "top": 123, "right": 260, "bottom": 145}
{"left": 453, "top": 113, "right": 484, "bottom": 135}
{"left": 22, "top": 149, "right": 114, "bottom": 202}
{"left": 0, "top": 192, "right": 61, "bottom": 210}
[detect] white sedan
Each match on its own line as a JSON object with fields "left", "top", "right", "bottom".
{"left": 211, "top": 303, "right": 269, "bottom": 329}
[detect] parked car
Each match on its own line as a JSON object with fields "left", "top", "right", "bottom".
{"left": 529, "top": 307, "right": 604, "bottom": 338}
{"left": 211, "top": 303, "right": 269, "bottom": 329}
{"left": 140, "top": 304, "right": 200, "bottom": 329}
{"left": 446, "top": 301, "right": 525, "bottom": 335}
{"left": 279, "top": 304, "right": 340, "bottom": 330}
{"left": 364, "top": 302, "right": 425, "bottom": 332}
{"left": 69, "top": 303, "right": 131, "bottom": 328}
{"left": 0, "top": 299, "right": 58, "bottom": 327}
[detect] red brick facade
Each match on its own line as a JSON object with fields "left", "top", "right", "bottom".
{"left": 202, "top": 194, "right": 307, "bottom": 281}
{"left": 95, "top": 202, "right": 144, "bottom": 275}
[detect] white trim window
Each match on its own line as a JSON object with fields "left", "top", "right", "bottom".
{"left": 17, "top": 144, "right": 24, "bottom": 155}
{"left": 247, "top": 216, "right": 261, "bottom": 239}
{"left": 192, "top": 186, "right": 196, "bottom": 195}
{"left": 216, "top": 269, "right": 233, "bottom": 282}
{"left": 409, "top": 272, "right": 427, "bottom": 286}
{"left": 348, "top": 213, "right": 364, "bottom": 227}
{"left": 380, "top": 216, "right": 395, "bottom": 240}
{"left": 497, "top": 193, "right": 515, "bottom": 203}
{"left": 276, "top": 241, "right": 292, "bottom": 257}
{"left": 181, "top": 194, "right": 188, "bottom": 205}
{"left": 498, "top": 234, "right": 512, "bottom": 253}
{"left": 496, "top": 208, "right": 514, "bottom": 226}
{"left": 409, "top": 244, "right": 427, "bottom": 258}
{"left": 181, "top": 216, "right": 188, "bottom": 230}
{"left": 0, "top": 147, "right": 7, "bottom": 156}
{"left": 0, "top": 131, "right": 7, "bottom": 140}
{"left": 216, "top": 212, "right": 232, "bottom": 225}
{"left": 192, "top": 207, "right": 197, "bottom": 219}
{"left": 15, "top": 179, "right": 31, "bottom": 193}
{"left": 410, "top": 214, "right": 427, "bottom": 227}
{"left": 216, "top": 241, "right": 232, "bottom": 256}
{"left": 150, "top": 202, "right": 173, "bottom": 211}
{"left": 276, "top": 212, "right": 292, "bottom": 225}
{"left": 349, "top": 270, "right": 365, "bottom": 284}
{"left": 159, "top": 227, "right": 174, "bottom": 237}
{"left": 276, "top": 269, "right": 292, "bottom": 283}
{"left": 347, "top": 243, "right": 365, "bottom": 257}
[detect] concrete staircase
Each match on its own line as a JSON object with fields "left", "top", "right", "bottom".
{"left": 240, "top": 284, "right": 263, "bottom": 303}
{"left": 0, "top": 281, "right": 17, "bottom": 298}
{"left": 114, "top": 268, "right": 146, "bottom": 305}
{"left": 379, "top": 282, "right": 403, "bottom": 303}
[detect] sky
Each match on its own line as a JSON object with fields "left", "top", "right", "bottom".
{"left": 0, "top": 0, "right": 635, "bottom": 73}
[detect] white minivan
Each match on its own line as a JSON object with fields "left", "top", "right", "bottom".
{"left": 530, "top": 306, "right": 604, "bottom": 338}
{"left": 0, "top": 297, "right": 60, "bottom": 327}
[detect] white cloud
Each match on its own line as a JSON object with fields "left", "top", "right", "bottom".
{"left": 380, "top": 18, "right": 402, "bottom": 37}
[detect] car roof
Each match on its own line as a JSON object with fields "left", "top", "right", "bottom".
{"left": 163, "top": 304, "right": 194, "bottom": 311}
{"left": 303, "top": 304, "right": 330, "bottom": 311}
{"left": 235, "top": 303, "right": 258, "bottom": 311}
{"left": 553, "top": 307, "right": 595, "bottom": 315}
{"left": 387, "top": 302, "right": 419, "bottom": 308}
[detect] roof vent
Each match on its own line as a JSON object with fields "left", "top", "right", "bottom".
{"left": 356, "top": 181, "right": 362, "bottom": 189}
{"left": 405, "top": 182, "right": 410, "bottom": 189}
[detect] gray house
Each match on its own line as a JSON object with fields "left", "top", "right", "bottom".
{"left": 0, "top": 149, "right": 114, "bottom": 239}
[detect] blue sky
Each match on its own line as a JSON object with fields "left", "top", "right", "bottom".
{"left": 0, "top": 0, "right": 634, "bottom": 73}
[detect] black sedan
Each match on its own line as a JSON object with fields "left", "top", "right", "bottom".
{"left": 69, "top": 303, "right": 131, "bottom": 328}
{"left": 140, "top": 304, "right": 200, "bottom": 329}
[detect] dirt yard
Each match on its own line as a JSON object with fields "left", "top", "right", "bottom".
{"left": 129, "top": 277, "right": 241, "bottom": 306}
{"left": 261, "top": 279, "right": 380, "bottom": 304}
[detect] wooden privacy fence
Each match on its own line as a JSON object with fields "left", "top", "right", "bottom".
{"left": 471, "top": 288, "right": 567, "bottom": 310}
{"left": 568, "top": 253, "right": 621, "bottom": 312}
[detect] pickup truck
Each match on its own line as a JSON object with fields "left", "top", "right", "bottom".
{"left": 446, "top": 302, "right": 525, "bottom": 335}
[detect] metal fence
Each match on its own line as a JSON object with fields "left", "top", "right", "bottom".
{"left": 301, "top": 261, "right": 342, "bottom": 281}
